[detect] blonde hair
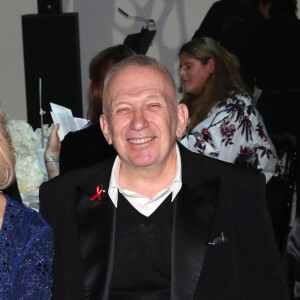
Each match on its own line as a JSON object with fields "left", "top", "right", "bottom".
{"left": 179, "top": 37, "right": 249, "bottom": 133}
{"left": 0, "top": 110, "right": 16, "bottom": 190}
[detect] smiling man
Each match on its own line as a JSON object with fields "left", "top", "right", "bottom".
{"left": 40, "top": 55, "right": 288, "bottom": 300}
{"left": 100, "top": 59, "right": 187, "bottom": 201}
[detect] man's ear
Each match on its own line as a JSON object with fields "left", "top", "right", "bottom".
{"left": 176, "top": 103, "right": 189, "bottom": 138}
{"left": 208, "top": 58, "right": 215, "bottom": 74}
{"left": 100, "top": 114, "right": 113, "bottom": 145}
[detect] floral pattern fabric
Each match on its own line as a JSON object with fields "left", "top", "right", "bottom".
{"left": 0, "top": 194, "right": 53, "bottom": 299}
{"left": 180, "top": 92, "right": 279, "bottom": 182}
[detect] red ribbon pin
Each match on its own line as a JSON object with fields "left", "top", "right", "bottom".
{"left": 90, "top": 184, "right": 104, "bottom": 201}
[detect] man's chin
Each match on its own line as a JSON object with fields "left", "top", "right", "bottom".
{"left": 124, "top": 155, "right": 158, "bottom": 169}
{"left": 130, "top": 159, "right": 156, "bottom": 168}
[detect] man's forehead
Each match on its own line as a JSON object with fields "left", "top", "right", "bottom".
{"left": 103, "top": 65, "right": 177, "bottom": 113}
{"left": 111, "top": 87, "right": 167, "bottom": 103}
{"left": 107, "top": 66, "right": 173, "bottom": 96}
{"left": 110, "top": 65, "right": 165, "bottom": 84}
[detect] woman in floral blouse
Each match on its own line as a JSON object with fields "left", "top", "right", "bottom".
{"left": 179, "top": 37, "right": 278, "bottom": 182}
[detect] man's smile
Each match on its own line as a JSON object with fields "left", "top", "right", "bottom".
{"left": 128, "top": 137, "right": 154, "bottom": 144}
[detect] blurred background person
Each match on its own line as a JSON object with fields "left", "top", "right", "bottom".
{"left": 253, "top": 0, "right": 300, "bottom": 130}
{"left": 192, "top": 0, "right": 260, "bottom": 42}
{"left": 0, "top": 109, "right": 53, "bottom": 299}
{"left": 44, "top": 44, "right": 135, "bottom": 179}
{"left": 191, "top": 0, "right": 262, "bottom": 91}
{"left": 179, "top": 37, "right": 278, "bottom": 182}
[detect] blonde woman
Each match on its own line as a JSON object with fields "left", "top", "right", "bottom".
{"left": 0, "top": 109, "right": 53, "bottom": 299}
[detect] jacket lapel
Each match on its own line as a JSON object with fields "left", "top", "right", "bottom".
{"left": 171, "top": 179, "right": 219, "bottom": 300}
{"left": 76, "top": 160, "right": 116, "bottom": 300}
{"left": 171, "top": 144, "right": 220, "bottom": 300}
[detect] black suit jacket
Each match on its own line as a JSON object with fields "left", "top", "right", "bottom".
{"left": 59, "top": 121, "right": 116, "bottom": 175}
{"left": 40, "top": 144, "right": 288, "bottom": 299}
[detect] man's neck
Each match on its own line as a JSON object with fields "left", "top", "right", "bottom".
{"left": 118, "top": 147, "right": 177, "bottom": 199}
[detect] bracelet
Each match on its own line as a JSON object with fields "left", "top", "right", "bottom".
{"left": 45, "top": 156, "right": 59, "bottom": 163}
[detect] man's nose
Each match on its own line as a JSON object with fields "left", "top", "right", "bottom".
{"left": 130, "top": 108, "right": 149, "bottom": 131}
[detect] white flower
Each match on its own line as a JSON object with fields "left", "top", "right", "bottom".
{"left": 15, "top": 155, "right": 45, "bottom": 194}
{"left": 35, "top": 123, "right": 54, "bottom": 146}
{"left": 7, "top": 120, "right": 40, "bottom": 156}
{"left": 6, "top": 120, "right": 53, "bottom": 193}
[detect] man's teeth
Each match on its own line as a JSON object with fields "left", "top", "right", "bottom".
{"left": 129, "top": 137, "right": 153, "bottom": 144}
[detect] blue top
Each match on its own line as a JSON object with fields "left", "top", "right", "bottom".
{"left": 0, "top": 194, "right": 53, "bottom": 299}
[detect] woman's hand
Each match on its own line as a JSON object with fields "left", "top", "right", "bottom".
{"left": 44, "top": 124, "right": 61, "bottom": 179}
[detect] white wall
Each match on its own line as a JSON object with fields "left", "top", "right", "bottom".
{"left": 73, "top": 0, "right": 213, "bottom": 117}
{"left": 1, "top": 0, "right": 300, "bottom": 121}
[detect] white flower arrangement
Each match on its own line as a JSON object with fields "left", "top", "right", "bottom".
{"left": 6, "top": 120, "right": 53, "bottom": 193}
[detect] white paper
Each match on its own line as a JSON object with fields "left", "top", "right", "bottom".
{"left": 50, "top": 102, "right": 88, "bottom": 140}
{"left": 74, "top": 117, "right": 89, "bottom": 130}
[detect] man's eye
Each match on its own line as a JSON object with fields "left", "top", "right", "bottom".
{"left": 146, "top": 103, "right": 161, "bottom": 110}
{"left": 115, "top": 107, "right": 131, "bottom": 115}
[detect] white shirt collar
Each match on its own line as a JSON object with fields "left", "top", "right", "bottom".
{"left": 108, "top": 144, "right": 182, "bottom": 216}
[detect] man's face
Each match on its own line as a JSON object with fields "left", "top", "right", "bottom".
{"left": 100, "top": 65, "right": 188, "bottom": 171}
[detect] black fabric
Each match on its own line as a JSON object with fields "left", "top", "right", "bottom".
{"left": 266, "top": 176, "right": 290, "bottom": 250}
{"left": 59, "top": 121, "right": 116, "bottom": 174}
{"left": 252, "top": 14, "right": 300, "bottom": 91}
{"left": 109, "top": 193, "right": 173, "bottom": 300}
{"left": 39, "top": 143, "right": 289, "bottom": 300}
{"left": 192, "top": 0, "right": 259, "bottom": 43}
{"left": 256, "top": 88, "right": 299, "bottom": 297}
{"left": 256, "top": 90, "right": 300, "bottom": 139}
{"left": 123, "top": 28, "right": 156, "bottom": 55}
{"left": 3, "top": 180, "right": 22, "bottom": 204}
{"left": 288, "top": 197, "right": 300, "bottom": 299}
{"left": 257, "top": 89, "right": 300, "bottom": 251}
{"left": 76, "top": 182, "right": 116, "bottom": 300}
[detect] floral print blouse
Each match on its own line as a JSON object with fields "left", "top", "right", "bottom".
{"left": 0, "top": 193, "right": 53, "bottom": 299}
{"left": 180, "top": 91, "right": 279, "bottom": 182}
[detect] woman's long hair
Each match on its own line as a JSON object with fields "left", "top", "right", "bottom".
{"left": 0, "top": 110, "right": 16, "bottom": 190}
{"left": 87, "top": 45, "right": 136, "bottom": 123}
{"left": 179, "top": 37, "right": 248, "bottom": 133}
